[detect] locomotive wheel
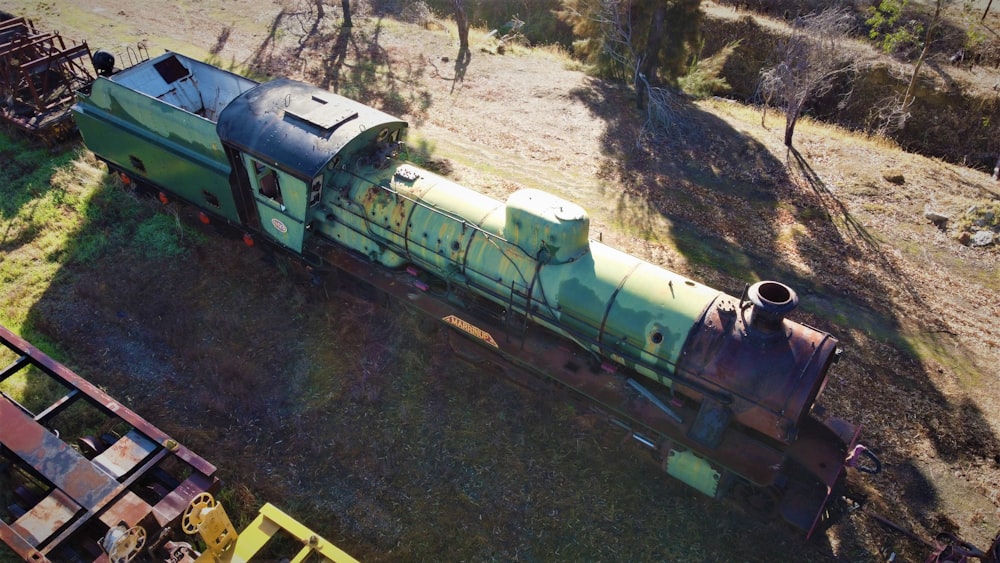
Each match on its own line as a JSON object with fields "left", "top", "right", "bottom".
{"left": 181, "top": 492, "right": 216, "bottom": 534}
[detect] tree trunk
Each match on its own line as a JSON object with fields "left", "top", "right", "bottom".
{"left": 341, "top": 0, "right": 352, "bottom": 28}
{"left": 453, "top": 0, "right": 469, "bottom": 51}
{"left": 784, "top": 114, "right": 797, "bottom": 147}
{"left": 636, "top": 4, "right": 666, "bottom": 110}
{"left": 902, "top": 0, "right": 942, "bottom": 112}
{"left": 993, "top": 153, "right": 1000, "bottom": 181}
{"left": 902, "top": 39, "right": 931, "bottom": 110}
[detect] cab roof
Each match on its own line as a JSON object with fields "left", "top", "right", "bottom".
{"left": 217, "top": 78, "right": 407, "bottom": 180}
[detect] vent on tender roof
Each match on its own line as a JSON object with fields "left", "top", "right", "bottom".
{"left": 286, "top": 94, "right": 358, "bottom": 131}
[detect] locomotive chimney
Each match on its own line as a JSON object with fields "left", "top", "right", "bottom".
{"left": 747, "top": 281, "right": 799, "bottom": 333}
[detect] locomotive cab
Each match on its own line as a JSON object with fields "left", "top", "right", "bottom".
{"left": 216, "top": 78, "right": 406, "bottom": 253}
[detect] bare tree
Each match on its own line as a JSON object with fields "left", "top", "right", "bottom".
{"left": 867, "top": 0, "right": 952, "bottom": 127}
{"left": 636, "top": 2, "right": 666, "bottom": 110}
{"left": 759, "top": 7, "right": 855, "bottom": 147}
{"left": 559, "top": 0, "right": 686, "bottom": 144}
{"left": 901, "top": 0, "right": 947, "bottom": 113}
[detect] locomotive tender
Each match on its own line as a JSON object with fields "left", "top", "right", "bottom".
{"left": 72, "top": 51, "right": 871, "bottom": 536}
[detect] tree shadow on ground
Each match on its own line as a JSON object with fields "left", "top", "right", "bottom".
{"left": 242, "top": 7, "right": 431, "bottom": 123}
{"left": 571, "top": 80, "right": 1000, "bottom": 556}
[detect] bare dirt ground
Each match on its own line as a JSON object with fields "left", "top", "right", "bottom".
{"left": 4, "top": 1, "right": 1000, "bottom": 561}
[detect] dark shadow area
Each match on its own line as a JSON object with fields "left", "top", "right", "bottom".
{"left": 246, "top": 8, "right": 289, "bottom": 80}
{"left": 209, "top": 25, "right": 232, "bottom": 56}
{"left": 570, "top": 77, "right": 1000, "bottom": 556}
{"left": 788, "top": 147, "right": 880, "bottom": 251}
{"left": 424, "top": 47, "right": 471, "bottom": 96}
{"left": 451, "top": 48, "right": 471, "bottom": 94}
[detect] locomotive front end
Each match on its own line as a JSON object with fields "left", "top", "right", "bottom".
{"left": 678, "top": 280, "right": 840, "bottom": 447}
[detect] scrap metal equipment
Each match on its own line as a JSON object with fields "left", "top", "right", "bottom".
{"left": 0, "top": 324, "right": 219, "bottom": 561}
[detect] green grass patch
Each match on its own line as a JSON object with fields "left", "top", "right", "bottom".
{"left": 668, "top": 223, "right": 756, "bottom": 281}
{"left": 132, "top": 213, "right": 200, "bottom": 258}
{"left": 0, "top": 128, "right": 207, "bottom": 367}
{"left": 905, "top": 331, "right": 986, "bottom": 389}
{"left": 0, "top": 135, "right": 94, "bottom": 330}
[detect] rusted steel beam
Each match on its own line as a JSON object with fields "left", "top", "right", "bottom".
{"left": 0, "top": 31, "right": 58, "bottom": 58}
{"left": 0, "top": 398, "right": 122, "bottom": 510}
{"left": 0, "top": 18, "right": 93, "bottom": 142}
{"left": 0, "top": 325, "right": 216, "bottom": 475}
{"left": 0, "top": 19, "right": 38, "bottom": 49}
{"left": 0, "top": 324, "right": 219, "bottom": 561}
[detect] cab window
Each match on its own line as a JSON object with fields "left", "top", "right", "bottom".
{"left": 252, "top": 159, "right": 282, "bottom": 205}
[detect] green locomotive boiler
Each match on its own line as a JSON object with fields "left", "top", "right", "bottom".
{"left": 73, "top": 51, "right": 873, "bottom": 537}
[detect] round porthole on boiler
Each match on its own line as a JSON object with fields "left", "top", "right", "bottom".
{"left": 651, "top": 331, "right": 663, "bottom": 344}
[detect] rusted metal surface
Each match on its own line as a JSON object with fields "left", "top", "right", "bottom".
{"left": 0, "top": 397, "right": 121, "bottom": 510}
{"left": 91, "top": 429, "right": 159, "bottom": 479}
{"left": 0, "top": 16, "right": 95, "bottom": 142}
{"left": 0, "top": 324, "right": 219, "bottom": 562}
{"left": 9, "top": 490, "right": 78, "bottom": 546}
{"left": 677, "top": 284, "right": 840, "bottom": 445}
{"left": 152, "top": 473, "right": 219, "bottom": 529}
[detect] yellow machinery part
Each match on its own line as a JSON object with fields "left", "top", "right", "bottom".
{"left": 186, "top": 493, "right": 359, "bottom": 563}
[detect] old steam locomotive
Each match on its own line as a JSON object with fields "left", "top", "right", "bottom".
{"left": 72, "top": 51, "right": 875, "bottom": 537}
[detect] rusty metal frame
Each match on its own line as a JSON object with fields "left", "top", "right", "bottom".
{"left": 0, "top": 16, "right": 95, "bottom": 142}
{"left": 0, "top": 324, "right": 218, "bottom": 562}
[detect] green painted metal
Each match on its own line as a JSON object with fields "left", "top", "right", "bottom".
{"left": 504, "top": 189, "right": 589, "bottom": 264}
{"left": 665, "top": 448, "right": 721, "bottom": 498}
{"left": 322, "top": 158, "right": 719, "bottom": 385}
{"left": 540, "top": 244, "right": 719, "bottom": 374}
{"left": 240, "top": 155, "right": 309, "bottom": 253}
{"left": 72, "top": 53, "right": 257, "bottom": 224}
{"left": 72, "top": 49, "right": 718, "bottom": 390}
{"left": 73, "top": 78, "right": 239, "bottom": 222}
